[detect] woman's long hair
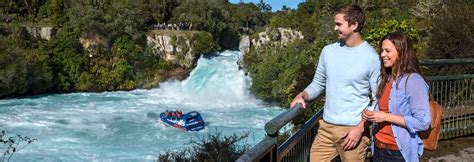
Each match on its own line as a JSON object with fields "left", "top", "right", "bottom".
{"left": 376, "top": 31, "right": 425, "bottom": 99}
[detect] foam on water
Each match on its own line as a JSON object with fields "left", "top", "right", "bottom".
{"left": 0, "top": 51, "right": 283, "bottom": 161}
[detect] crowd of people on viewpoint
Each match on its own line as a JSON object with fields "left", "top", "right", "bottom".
{"left": 290, "top": 4, "right": 432, "bottom": 162}
{"left": 151, "top": 22, "right": 192, "bottom": 31}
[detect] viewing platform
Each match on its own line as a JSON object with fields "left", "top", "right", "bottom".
{"left": 238, "top": 58, "right": 474, "bottom": 162}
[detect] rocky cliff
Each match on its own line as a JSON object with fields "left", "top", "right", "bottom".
{"left": 19, "top": 27, "right": 214, "bottom": 71}
{"left": 240, "top": 28, "right": 304, "bottom": 53}
{"left": 146, "top": 30, "right": 215, "bottom": 69}
{"left": 74, "top": 30, "right": 214, "bottom": 83}
{"left": 239, "top": 27, "right": 304, "bottom": 66}
{"left": 76, "top": 30, "right": 214, "bottom": 71}
{"left": 25, "top": 26, "right": 56, "bottom": 40}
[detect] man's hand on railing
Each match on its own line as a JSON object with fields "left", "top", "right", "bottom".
{"left": 290, "top": 91, "right": 309, "bottom": 109}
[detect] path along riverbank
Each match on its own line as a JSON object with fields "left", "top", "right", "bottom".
{"left": 422, "top": 135, "right": 474, "bottom": 161}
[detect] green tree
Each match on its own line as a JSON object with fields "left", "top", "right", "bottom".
{"left": 95, "top": 57, "right": 133, "bottom": 90}
{"left": 365, "top": 19, "right": 419, "bottom": 50}
{"left": 104, "top": 2, "right": 147, "bottom": 41}
{"left": 50, "top": 0, "right": 65, "bottom": 25}
{"left": 257, "top": 0, "right": 272, "bottom": 12}
{"left": 428, "top": 3, "right": 474, "bottom": 59}
{"left": 424, "top": 2, "right": 474, "bottom": 76}
{"left": 171, "top": 0, "right": 240, "bottom": 49}
{"left": 1, "top": 0, "right": 46, "bottom": 22}
{"left": 268, "top": 2, "right": 320, "bottom": 42}
{"left": 281, "top": 5, "right": 291, "bottom": 12}
{"left": 0, "top": 24, "right": 53, "bottom": 97}
{"left": 244, "top": 41, "right": 320, "bottom": 105}
{"left": 231, "top": 3, "right": 261, "bottom": 31}
{"left": 40, "top": 24, "right": 85, "bottom": 91}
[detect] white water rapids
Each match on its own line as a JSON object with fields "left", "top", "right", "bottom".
{"left": 0, "top": 51, "right": 284, "bottom": 161}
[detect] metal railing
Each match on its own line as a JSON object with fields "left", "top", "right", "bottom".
{"left": 238, "top": 58, "right": 474, "bottom": 162}
{"left": 419, "top": 58, "right": 474, "bottom": 65}
{"left": 277, "top": 109, "right": 322, "bottom": 162}
{"left": 237, "top": 97, "right": 323, "bottom": 162}
{"left": 421, "top": 59, "right": 474, "bottom": 139}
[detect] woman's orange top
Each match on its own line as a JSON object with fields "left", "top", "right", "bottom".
{"left": 375, "top": 79, "right": 398, "bottom": 147}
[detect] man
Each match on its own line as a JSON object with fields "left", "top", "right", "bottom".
{"left": 290, "top": 4, "right": 380, "bottom": 161}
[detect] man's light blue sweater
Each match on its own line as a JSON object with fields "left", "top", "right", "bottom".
{"left": 304, "top": 41, "right": 380, "bottom": 126}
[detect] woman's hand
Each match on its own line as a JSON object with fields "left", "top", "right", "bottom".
{"left": 366, "top": 111, "right": 390, "bottom": 123}
{"left": 362, "top": 109, "right": 372, "bottom": 121}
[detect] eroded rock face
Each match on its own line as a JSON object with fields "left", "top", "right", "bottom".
{"left": 239, "top": 35, "right": 250, "bottom": 54}
{"left": 145, "top": 31, "right": 215, "bottom": 80}
{"left": 277, "top": 28, "right": 305, "bottom": 45}
{"left": 25, "top": 27, "right": 56, "bottom": 40}
{"left": 238, "top": 28, "right": 304, "bottom": 67}
{"left": 251, "top": 28, "right": 304, "bottom": 49}
{"left": 146, "top": 34, "right": 195, "bottom": 68}
{"left": 79, "top": 33, "right": 110, "bottom": 58}
{"left": 76, "top": 30, "right": 212, "bottom": 79}
{"left": 240, "top": 27, "right": 304, "bottom": 55}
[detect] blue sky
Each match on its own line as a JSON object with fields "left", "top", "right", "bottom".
{"left": 228, "top": 0, "right": 304, "bottom": 12}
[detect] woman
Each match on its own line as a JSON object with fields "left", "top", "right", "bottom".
{"left": 362, "top": 31, "right": 431, "bottom": 162}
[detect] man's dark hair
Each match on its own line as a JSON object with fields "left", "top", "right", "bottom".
{"left": 334, "top": 4, "right": 365, "bottom": 32}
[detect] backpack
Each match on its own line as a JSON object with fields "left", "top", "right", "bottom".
{"left": 419, "top": 97, "right": 443, "bottom": 151}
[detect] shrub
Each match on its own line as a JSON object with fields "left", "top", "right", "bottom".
{"left": 0, "top": 130, "right": 36, "bottom": 162}
{"left": 0, "top": 25, "right": 53, "bottom": 98}
{"left": 365, "top": 19, "right": 420, "bottom": 51}
{"left": 424, "top": 2, "right": 474, "bottom": 76}
{"left": 428, "top": 3, "right": 474, "bottom": 59}
{"left": 158, "top": 130, "right": 250, "bottom": 162}
{"left": 244, "top": 41, "right": 321, "bottom": 106}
